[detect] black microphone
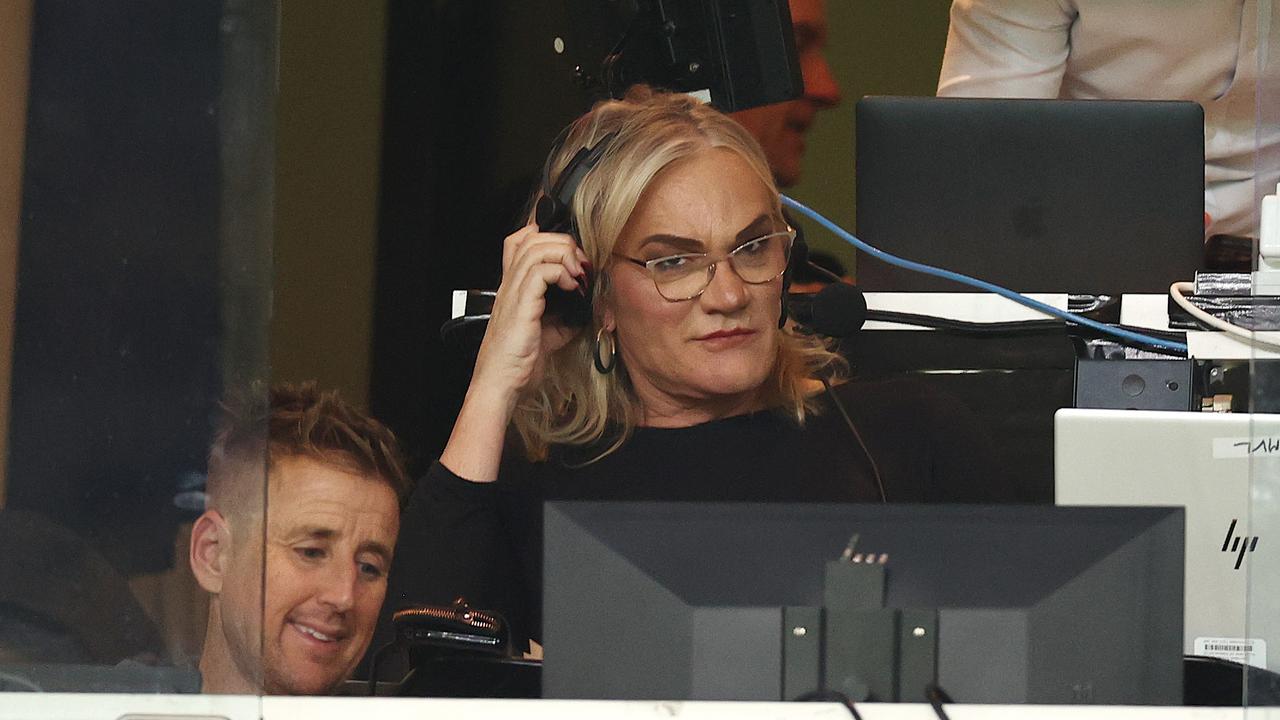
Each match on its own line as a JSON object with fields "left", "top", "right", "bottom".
{"left": 786, "top": 283, "right": 867, "bottom": 337}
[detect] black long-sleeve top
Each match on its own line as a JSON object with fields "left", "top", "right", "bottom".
{"left": 379, "top": 378, "right": 1010, "bottom": 652}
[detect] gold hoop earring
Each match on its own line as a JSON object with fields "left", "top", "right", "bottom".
{"left": 593, "top": 327, "right": 617, "bottom": 375}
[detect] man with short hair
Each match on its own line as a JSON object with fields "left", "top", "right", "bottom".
{"left": 731, "top": 0, "right": 846, "bottom": 285}
{"left": 189, "top": 383, "right": 409, "bottom": 695}
{"left": 730, "top": 0, "right": 842, "bottom": 188}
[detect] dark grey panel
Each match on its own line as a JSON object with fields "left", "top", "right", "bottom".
{"left": 543, "top": 502, "right": 1184, "bottom": 704}
{"left": 855, "top": 97, "right": 1204, "bottom": 294}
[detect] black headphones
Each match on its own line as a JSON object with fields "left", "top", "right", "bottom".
{"left": 536, "top": 128, "right": 807, "bottom": 328}
{"left": 536, "top": 131, "right": 617, "bottom": 237}
{"left": 533, "top": 130, "right": 618, "bottom": 328}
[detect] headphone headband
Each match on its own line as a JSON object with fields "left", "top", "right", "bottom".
{"left": 536, "top": 131, "right": 619, "bottom": 235}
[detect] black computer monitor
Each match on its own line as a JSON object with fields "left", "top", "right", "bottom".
{"left": 543, "top": 502, "right": 1183, "bottom": 705}
{"left": 854, "top": 96, "right": 1204, "bottom": 294}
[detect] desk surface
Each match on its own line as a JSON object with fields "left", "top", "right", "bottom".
{"left": 0, "top": 694, "right": 1275, "bottom": 720}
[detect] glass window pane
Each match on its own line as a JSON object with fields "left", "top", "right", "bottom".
{"left": 1249, "top": 0, "right": 1280, "bottom": 708}
{"left": 0, "top": 0, "right": 274, "bottom": 702}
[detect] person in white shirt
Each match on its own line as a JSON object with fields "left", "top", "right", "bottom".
{"left": 936, "top": 0, "right": 1279, "bottom": 239}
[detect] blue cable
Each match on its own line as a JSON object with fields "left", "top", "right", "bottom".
{"left": 781, "top": 195, "right": 1189, "bottom": 354}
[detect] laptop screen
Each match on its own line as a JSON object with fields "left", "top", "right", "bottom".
{"left": 855, "top": 97, "right": 1204, "bottom": 294}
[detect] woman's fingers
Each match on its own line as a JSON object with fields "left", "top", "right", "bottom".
{"left": 473, "top": 234, "right": 590, "bottom": 391}
{"left": 501, "top": 224, "right": 541, "bottom": 276}
{"left": 502, "top": 238, "right": 588, "bottom": 299}
{"left": 510, "top": 263, "right": 580, "bottom": 321}
{"left": 502, "top": 225, "right": 590, "bottom": 280}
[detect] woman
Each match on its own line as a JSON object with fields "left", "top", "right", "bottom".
{"left": 384, "top": 88, "right": 1004, "bottom": 652}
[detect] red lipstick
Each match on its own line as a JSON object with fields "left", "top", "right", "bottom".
{"left": 697, "top": 328, "right": 756, "bottom": 341}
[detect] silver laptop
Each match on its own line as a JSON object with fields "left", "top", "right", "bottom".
{"left": 1055, "top": 408, "right": 1280, "bottom": 669}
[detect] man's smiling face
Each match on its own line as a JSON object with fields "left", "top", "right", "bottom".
{"left": 248, "top": 456, "right": 399, "bottom": 695}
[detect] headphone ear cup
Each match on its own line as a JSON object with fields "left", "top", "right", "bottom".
{"left": 535, "top": 194, "right": 564, "bottom": 232}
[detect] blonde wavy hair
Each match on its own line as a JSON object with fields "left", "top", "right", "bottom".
{"left": 513, "top": 87, "right": 845, "bottom": 461}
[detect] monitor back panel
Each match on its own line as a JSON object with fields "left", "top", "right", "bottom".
{"left": 1055, "top": 408, "right": 1280, "bottom": 669}
{"left": 855, "top": 97, "right": 1204, "bottom": 294}
{"left": 543, "top": 501, "right": 1182, "bottom": 703}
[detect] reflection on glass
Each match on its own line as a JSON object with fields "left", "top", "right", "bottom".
{"left": 0, "top": 0, "right": 274, "bottom": 695}
{"left": 1247, "top": 0, "right": 1280, "bottom": 709}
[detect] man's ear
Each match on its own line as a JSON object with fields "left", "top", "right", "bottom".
{"left": 189, "top": 510, "right": 231, "bottom": 594}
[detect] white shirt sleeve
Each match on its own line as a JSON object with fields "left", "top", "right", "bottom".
{"left": 936, "top": 0, "right": 1076, "bottom": 98}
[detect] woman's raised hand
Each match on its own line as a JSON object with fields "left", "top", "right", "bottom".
{"left": 440, "top": 224, "right": 589, "bottom": 482}
{"left": 475, "top": 224, "right": 589, "bottom": 396}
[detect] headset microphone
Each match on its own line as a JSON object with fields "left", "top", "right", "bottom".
{"left": 786, "top": 282, "right": 867, "bottom": 337}
{"left": 785, "top": 280, "right": 885, "bottom": 501}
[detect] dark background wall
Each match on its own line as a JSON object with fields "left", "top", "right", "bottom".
{"left": 8, "top": 0, "right": 226, "bottom": 574}
{"left": 368, "top": 1, "right": 595, "bottom": 469}
{"left": 7, "top": 0, "right": 274, "bottom": 581}
{"left": 4, "top": 0, "right": 273, "bottom": 663}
